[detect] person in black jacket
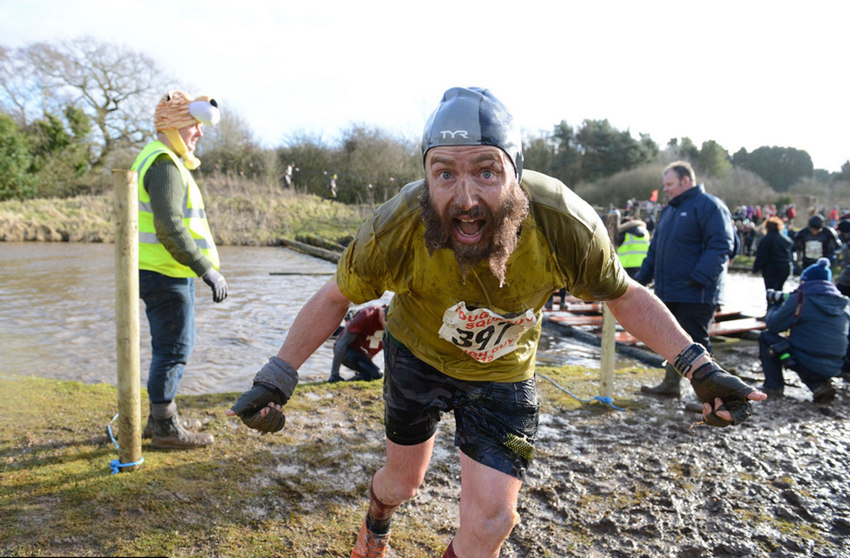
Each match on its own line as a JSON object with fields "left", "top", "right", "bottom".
{"left": 752, "top": 216, "right": 793, "bottom": 292}
{"left": 793, "top": 214, "right": 841, "bottom": 270}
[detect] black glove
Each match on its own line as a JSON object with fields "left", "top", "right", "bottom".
{"left": 689, "top": 362, "right": 756, "bottom": 427}
{"left": 202, "top": 269, "right": 228, "bottom": 303}
{"left": 230, "top": 383, "right": 286, "bottom": 433}
{"left": 230, "top": 357, "right": 299, "bottom": 433}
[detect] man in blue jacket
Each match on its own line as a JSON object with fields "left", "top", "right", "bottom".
{"left": 758, "top": 258, "right": 849, "bottom": 403}
{"left": 634, "top": 161, "right": 736, "bottom": 397}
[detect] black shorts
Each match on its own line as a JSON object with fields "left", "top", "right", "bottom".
{"left": 383, "top": 334, "right": 539, "bottom": 480}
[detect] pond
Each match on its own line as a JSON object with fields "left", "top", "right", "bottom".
{"left": 0, "top": 242, "right": 778, "bottom": 394}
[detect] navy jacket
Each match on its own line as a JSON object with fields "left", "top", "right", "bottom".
{"left": 634, "top": 184, "right": 735, "bottom": 304}
{"left": 765, "top": 280, "right": 850, "bottom": 376}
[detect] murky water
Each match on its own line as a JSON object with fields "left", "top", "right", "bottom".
{"left": 0, "top": 243, "right": 338, "bottom": 394}
{"left": 0, "top": 243, "right": 777, "bottom": 394}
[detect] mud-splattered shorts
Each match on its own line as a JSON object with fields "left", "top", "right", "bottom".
{"left": 383, "top": 333, "right": 539, "bottom": 480}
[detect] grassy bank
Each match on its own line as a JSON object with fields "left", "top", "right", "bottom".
{"left": 0, "top": 366, "right": 654, "bottom": 557}
{"left": 0, "top": 174, "right": 373, "bottom": 245}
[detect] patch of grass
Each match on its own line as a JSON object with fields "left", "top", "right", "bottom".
{"left": 536, "top": 365, "right": 655, "bottom": 413}
{"left": 0, "top": 363, "right": 661, "bottom": 557}
{"left": 0, "top": 375, "right": 446, "bottom": 557}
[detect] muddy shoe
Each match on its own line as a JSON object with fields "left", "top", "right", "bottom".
{"left": 351, "top": 518, "right": 391, "bottom": 558}
{"left": 641, "top": 383, "right": 681, "bottom": 397}
{"left": 149, "top": 401, "right": 213, "bottom": 450}
{"left": 142, "top": 414, "right": 153, "bottom": 439}
{"left": 640, "top": 365, "right": 681, "bottom": 398}
{"left": 812, "top": 381, "right": 836, "bottom": 404}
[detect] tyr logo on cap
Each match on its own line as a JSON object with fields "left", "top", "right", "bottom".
{"left": 439, "top": 130, "right": 470, "bottom": 139}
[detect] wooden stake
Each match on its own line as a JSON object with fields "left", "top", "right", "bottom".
{"left": 113, "top": 170, "right": 142, "bottom": 471}
{"left": 599, "top": 213, "right": 619, "bottom": 398}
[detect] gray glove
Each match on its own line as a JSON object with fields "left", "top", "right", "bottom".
{"left": 202, "top": 268, "right": 228, "bottom": 303}
{"left": 230, "top": 384, "right": 286, "bottom": 433}
{"left": 230, "top": 357, "right": 299, "bottom": 433}
{"left": 689, "top": 362, "right": 756, "bottom": 427}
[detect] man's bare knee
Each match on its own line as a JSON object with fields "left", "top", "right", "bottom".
{"left": 376, "top": 467, "right": 425, "bottom": 504}
{"left": 483, "top": 508, "right": 519, "bottom": 540}
{"left": 464, "top": 506, "right": 519, "bottom": 549}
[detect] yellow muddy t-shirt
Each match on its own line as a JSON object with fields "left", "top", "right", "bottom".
{"left": 336, "top": 170, "right": 629, "bottom": 383}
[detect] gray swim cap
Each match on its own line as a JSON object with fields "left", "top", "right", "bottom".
{"left": 421, "top": 87, "right": 523, "bottom": 181}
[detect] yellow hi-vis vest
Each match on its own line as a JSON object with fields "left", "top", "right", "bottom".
{"left": 617, "top": 231, "right": 650, "bottom": 268}
{"left": 132, "top": 141, "right": 220, "bottom": 277}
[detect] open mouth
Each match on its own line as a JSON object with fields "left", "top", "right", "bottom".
{"left": 454, "top": 217, "right": 485, "bottom": 244}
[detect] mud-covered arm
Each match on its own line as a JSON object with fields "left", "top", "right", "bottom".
{"left": 607, "top": 281, "right": 766, "bottom": 426}
{"left": 227, "top": 278, "right": 352, "bottom": 430}
{"left": 606, "top": 280, "right": 699, "bottom": 367}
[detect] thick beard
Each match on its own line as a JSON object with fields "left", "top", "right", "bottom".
{"left": 419, "top": 178, "right": 529, "bottom": 285}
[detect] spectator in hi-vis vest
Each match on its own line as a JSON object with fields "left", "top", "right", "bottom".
{"left": 616, "top": 217, "right": 650, "bottom": 278}
{"left": 132, "top": 91, "right": 226, "bottom": 450}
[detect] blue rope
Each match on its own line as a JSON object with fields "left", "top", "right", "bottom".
{"left": 107, "top": 413, "right": 145, "bottom": 474}
{"left": 538, "top": 374, "right": 626, "bottom": 411}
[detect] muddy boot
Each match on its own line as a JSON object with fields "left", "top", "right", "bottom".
{"left": 142, "top": 414, "right": 153, "bottom": 439}
{"left": 812, "top": 380, "right": 836, "bottom": 404}
{"left": 144, "top": 404, "right": 192, "bottom": 438}
{"left": 150, "top": 401, "right": 213, "bottom": 450}
{"left": 640, "top": 364, "right": 682, "bottom": 397}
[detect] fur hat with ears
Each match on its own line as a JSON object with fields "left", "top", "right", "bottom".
{"left": 154, "top": 91, "right": 220, "bottom": 132}
{"left": 801, "top": 257, "right": 832, "bottom": 282}
{"left": 153, "top": 91, "right": 220, "bottom": 170}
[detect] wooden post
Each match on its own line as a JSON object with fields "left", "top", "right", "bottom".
{"left": 113, "top": 170, "right": 142, "bottom": 471}
{"left": 599, "top": 213, "right": 619, "bottom": 398}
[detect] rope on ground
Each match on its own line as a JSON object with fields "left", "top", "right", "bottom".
{"left": 538, "top": 373, "right": 626, "bottom": 411}
{"left": 106, "top": 413, "right": 145, "bottom": 474}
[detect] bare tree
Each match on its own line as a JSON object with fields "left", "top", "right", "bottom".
{"left": 0, "top": 36, "right": 172, "bottom": 171}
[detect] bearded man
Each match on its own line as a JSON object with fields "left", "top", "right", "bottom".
{"left": 227, "top": 87, "right": 765, "bottom": 558}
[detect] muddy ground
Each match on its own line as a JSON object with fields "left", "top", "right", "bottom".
{"left": 275, "top": 337, "right": 850, "bottom": 557}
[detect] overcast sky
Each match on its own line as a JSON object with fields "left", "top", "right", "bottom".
{"left": 1, "top": 0, "right": 847, "bottom": 171}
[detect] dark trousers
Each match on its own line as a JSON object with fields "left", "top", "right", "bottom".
{"left": 341, "top": 348, "right": 382, "bottom": 380}
{"left": 665, "top": 301, "right": 715, "bottom": 354}
{"left": 762, "top": 267, "right": 791, "bottom": 292}
{"left": 140, "top": 270, "right": 195, "bottom": 404}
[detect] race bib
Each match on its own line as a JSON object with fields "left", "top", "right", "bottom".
{"left": 804, "top": 240, "right": 823, "bottom": 260}
{"left": 438, "top": 302, "right": 538, "bottom": 363}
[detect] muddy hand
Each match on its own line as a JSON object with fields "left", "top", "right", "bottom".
{"left": 690, "top": 362, "right": 767, "bottom": 427}
{"left": 226, "top": 383, "right": 286, "bottom": 433}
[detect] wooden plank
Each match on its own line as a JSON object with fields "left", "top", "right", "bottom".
{"left": 615, "top": 331, "right": 641, "bottom": 345}
{"left": 714, "top": 309, "right": 745, "bottom": 322}
{"left": 547, "top": 315, "right": 605, "bottom": 326}
{"left": 561, "top": 302, "right": 602, "bottom": 313}
{"left": 710, "top": 318, "right": 766, "bottom": 335}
